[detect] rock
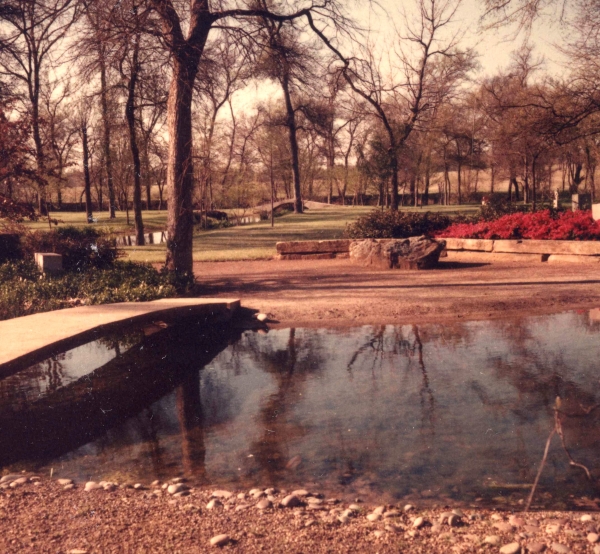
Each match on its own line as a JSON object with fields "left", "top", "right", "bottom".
{"left": 383, "top": 510, "right": 400, "bottom": 518}
{"left": 84, "top": 481, "right": 101, "bottom": 492}
{"left": 237, "top": 493, "right": 246, "bottom": 500}
{"left": 588, "top": 533, "right": 600, "bottom": 543}
{"left": 57, "top": 478, "right": 73, "bottom": 486}
{"left": 545, "top": 523, "right": 561, "bottom": 535}
{"left": 452, "top": 509, "right": 464, "bottom": 517}
{"left": 256, "top": 498, "right": 272, "bottom": 510}
{"left": 249, "top": 488, "right": 264, "bottom": 499}
{"left": 338, "top": 515, "right": 350, "bottom": 524}
{"left": 366, "top": 513, "right": 381, "bottom": 522}
{"left": 209, "top": 534, "right": 230, "bottom": 547}
{"left": 495, "top": 522, "right": 515, "bottom": 533}
{"left": 349, "top": 504, "right": 361, "bottom": 512}
{"left": 133, "top": 484, "right": 145, "bottom": 490}
{"left": 291, "top": 489, "right": 309, "bottom": 497}
{"left": 483, "top": 535, "right": 501, "bottom": 545}
{"left": 11, "top": 477, "right": 27, "bottom": 486}
{"left": 499, "top": 542, "right": 521, "bottom": 554}
{"left": 412, "top": 516, "right": 425, "bottom": 529}
{"left": 170, "top": 477, "right": 186, "bottom": 484}
{"left": 349, "top": 236, "right": 446, "bottom": 270}
{"left": 550, "top": 544, "right": 570, "bottom": 554}
{"left": 307, "top": 498, "right": 323, "bottom": 505}
{"left": 264, "top": 488, "right": 277, "bottom": 495}
{"left": 256, "top": 313, "right": 268, "bottom": 322}
{"left": 167, "top": 484, "right": 189, "bottom": 495}
{"left": 206, "top": 499, "right": 222, "bottom": 510}
{"left": 372, "top": 506, "right": 386, "bottom": 515}
{"left": 509, "top": 516, "right": 525, "bottom": 527}
{"left": 594, "top": 545, "right": 600, "bottom": 554}
{"left": 373, "top": 530, "right": 385, "bottom": 538}
{"left": 0, "top": 474, "right": 20, "bottom": 484}
{"left": 448, "top": 514, "right": 461, "bottom": 527}
{"left": 235, "top": 504, "right": 250, "bottom": 511}
{"left": 68, "top": 550, "right": 88, "bottom": 554}
{"left": 524, "top": 525, "right": 541, "bottom": 533}
{"left": 151, "top": 480, "right": 160, "bottom": 487}
{"left": 385, "top": 524, "right": 405, "bottom": 533}
{"left": 430, "top": 524, "right": 443, "bottom": 534}
{"left": 281, "top": 494, "right": 303, "bottom": 508}
{"left": 63, "top": 484, "right": 75, "bottom": 491}
{"left": 491, "top": 514, "right": 504, "bottom": 521}
{"left": 212, "top": 490, "right": 233, "bottom": 499}
{"left": 404, "top": 504, "right": 415, "bottom": 512}
{"left": 526, "top": 543, "right": 546, "bottom": 553}
{"left": 173, "top": 491, "right": 189, "bottom": 498}
{"left": 582, "top": 515, "right": 594, "bottom": 522}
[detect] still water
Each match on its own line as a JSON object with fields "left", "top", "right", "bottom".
{"left": 2, "top": 312, "right": 600, "bottom": 508}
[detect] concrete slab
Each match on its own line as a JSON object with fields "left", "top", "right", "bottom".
{"left": 276, "top": 239, "right": 351, "bottom": 254}
{"left": 0, "top": 298, "right": 240, "bottom": 374}
{"left": 443, "top": 238, "right": 494, "bottom": 252}
{"left": 493, "top": 239, "right": 600, "bottom": 256}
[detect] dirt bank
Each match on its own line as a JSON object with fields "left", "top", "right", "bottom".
{"left": 194, "top": 256, "right": 600, "bottom": 327}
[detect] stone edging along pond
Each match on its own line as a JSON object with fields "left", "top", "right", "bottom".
{"left": 276, "top": 238, "right": 600, "bottom": 263}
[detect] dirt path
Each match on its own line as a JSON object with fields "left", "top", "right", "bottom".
{"left": 194, "top": 257, "right": 600, "bottom": 327}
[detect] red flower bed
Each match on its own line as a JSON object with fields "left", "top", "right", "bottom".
{"left": 437, "top": 210, "right": 600, "bottom": 241}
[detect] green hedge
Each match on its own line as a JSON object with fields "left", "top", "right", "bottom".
{"left": 345, "top": 209, "right": 453, "bottom": 239}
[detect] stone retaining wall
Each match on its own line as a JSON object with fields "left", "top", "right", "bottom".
{"left": 276, "top": 237, "right": 600, "bottom": 263}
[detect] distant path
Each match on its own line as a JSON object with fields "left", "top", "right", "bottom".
{"left": 251, "top": 199, "right": 340, "bottom": 213}
{"left": 195, "top": 257, "right": 600, "bottom": 328}
{"left": 0, "top": 298, "right": 240, "bottom": 375}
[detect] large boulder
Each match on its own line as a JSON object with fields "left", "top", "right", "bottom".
{"left": 349, "top": 236, "right": 446, "bottom": 269}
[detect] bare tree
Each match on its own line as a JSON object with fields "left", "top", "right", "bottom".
{"left": 0, "top": 0, "right": 78, "bottom": 214}
{"left": 310, "top": 0, "right": 475, "bottom": 210}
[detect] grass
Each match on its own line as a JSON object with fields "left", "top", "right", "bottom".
{"left": 21, "top": 210, "right": 168, "bottom": 233}
{"left": 19, "top": 204, "right": 485, "bottom": 264}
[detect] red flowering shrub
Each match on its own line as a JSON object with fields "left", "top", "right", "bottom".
{"left": 437, "top": 210, "right": 600, "bottom": 241}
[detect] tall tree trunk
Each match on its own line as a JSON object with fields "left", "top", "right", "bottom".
{"left": 281, "top": 73, "right": 302, "bottom": 214}
{"left": 81, "top": 122, "right": 93, "bottom": 222}
{"left": 164, "top": 55, "right": 199, "bottom": 275}
{"left": 125, "top": 34, "right": 145, "bottom": 246}
{"left": 100, "top": 55, "right": 117, "bottom": 218}
{"left": 30, "top": 72, "right": 47, "bottom": 215}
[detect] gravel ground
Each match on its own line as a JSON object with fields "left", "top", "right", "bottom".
{"left": 1, "top": 474, "right": 599, "bottom": 553}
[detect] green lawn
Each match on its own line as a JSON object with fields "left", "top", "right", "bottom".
{"left": 22, "top": 210, "right": 168, "bottom": 233}
{"left": 22, "top": 204, "right": 484, "bottom": 264}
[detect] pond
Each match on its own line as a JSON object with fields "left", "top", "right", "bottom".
{"left": 1, "top": 310, "right": 600, "bottom": 510}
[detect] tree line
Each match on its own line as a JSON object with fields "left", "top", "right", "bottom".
{"left": 1, "top": 0, "right": 600, "bottom": 276}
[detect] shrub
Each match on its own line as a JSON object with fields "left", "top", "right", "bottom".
{"left": 21, "top": 226, "right": 120, "bottom": 271}
{"left": 438, "top": 209, "right": 600, "bottom": 241}
{"left": 345, "top": 209, "right": 453, "bottom": 239}
{"left": 0, "top": 260, "right": 178, "bottom": 321}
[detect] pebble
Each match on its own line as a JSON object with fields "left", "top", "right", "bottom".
{"left": 264, "top": 488, "right": 277, "bottom": 495}
{"left": 483, "top": 535, "right": 501, "bottom": 545}
{"left": 524, "top": 525, "right": 541, "bottom": 533}
{"left": 383, "top": 510, "right": 400, "bottom": 518}
{"left": 491, "top": 514, "right": 504, "bottom": 521}
{"left": 151, "top": 480, "right": 160, "bottom": 487}
{"left": 448, "top": 514, "right": 461, "bottom": 527}
{"left": 550, "top": 544, "right": 570, "bottom": 554}
{"left": 212, "top": 490, "right": 233, "bottom": 499}
{"left": 133, "top": 484, "right": 145, "bottom": 490}
{"left": 545, "top": 523, "right": 561, "bottom": 535}
{"left": 237, "top": 493, "right": 246, "bottom": 500}
{"left": 57, "top": 478, "right": 73, "bottom": 486}
{"left": 11, "top": 477, "right": 27, "bottom": 486}
{"left": 452, "top": 509, "right": 464, "bottom": 517}
{"left": 338, "top": 515, "right": 350, "bottom": 524}
{"left": 291, "top": 489, "right": 309, "bottom": 497}
{"left": 495, "top": 522, "right": 515, "bottom": 533}
{"left": 68, "top": 550, "right": 88, "bottom": 554}
{"left": 404, "top": 504, "right": 415, "bottom": 512}
{"left": 167, "top": 484, "right": 188, "bottom": 495}
{"left": 582, "top": 515, "right": 593, "bottom": 522}
{"left": 63, "top": 484, "right": 75, "bottom": 491}
{"left": 594, "top": 546, "right": 600, "bottom": 554}
{"left": 373, "top": 530, "right": 385, "bottom": 538}
{"left": 173, "top": 491, "right": 189, "bottom": 498}
{"left": 509, "top": 516, "right": 525, "bottom": 527}
{"left": 206, "top": 499, "right": 222, "bottom": 510}
{"left": 366, "top": 513, "right": 381, "bottom": 522}
{"left": 281, "top": 495, "right": 303, "bottom": 508}
{"left": 235, "top": 504, "right": 250, "bottom": 511}
{"left": 430, "top": 524, "right": 442, "bottom": 534}
{"left": 256, "top": 498, "right": 272, "bottom": 510}
{"left": 256, "top": 313, "right": 268, "bottom": 322}
{"left": 249, "top": 489, "right": 264, "bottom": 499}
{"left": 348, "top": 504, "right": 361, "bottom": 512}
{"left": 0, "top": 474, "right": 19, "bottom": 484}
{"left": 526, "top": 543, "right": 546, "bottom": 553}
{"left": 170, "top": 477, "right": 186, "bottom": 484}
{"left": 412, "top": 516, "right": 425, "bottom": 529}
{"left": 385, "top": 524, "right": 404, "bottom": 533}
{"left": 499, "top": 542, "right": 521, "bottom": 554}
{"left": 372, "top": 506, "right": 385, "bottom": 515}
{"left": 84, "top": 481, "right": 101, "bottom": 492}
{"left": 209, "top": 534, "right": 230, "bottom": 547}
{"left": 588, "top": 533, "right": 600, "bottom": 544}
